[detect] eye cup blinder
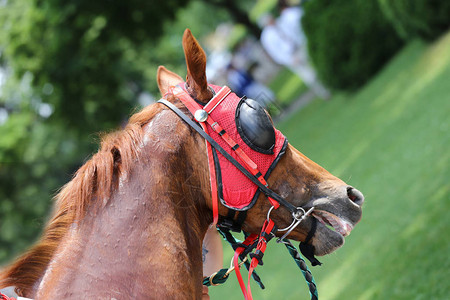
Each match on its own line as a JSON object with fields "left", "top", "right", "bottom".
{"left": 235, "top": 97, "right": 276, "bottom": 155}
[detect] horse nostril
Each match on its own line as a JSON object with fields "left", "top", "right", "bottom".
{"left": 347, "top": 187, "right": 364, "bottom": 206}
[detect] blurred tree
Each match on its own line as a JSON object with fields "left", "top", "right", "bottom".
{"left": 0, "top": 0, "right": 192, "bottom": 263}
{"left": 302, "top": 0, "right": 404, "bottom": 91}
{"left": 1, "top": 0, "right": 192, "bottom": 133}
{"left": 202, "top": 0, "right": 261, "bottom": 37}
{"left": 378, "top": 0, "right": 450, "bottom": 41}
{"left": 139, "top": 0, "right": 231, "bottom": 93}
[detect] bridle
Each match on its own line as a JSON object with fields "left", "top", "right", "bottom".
{"left": 159, "top": 84, "right": 320, "bottom": 299}
{"left": 160, "top": 85, "right": 304, "bottom": 219}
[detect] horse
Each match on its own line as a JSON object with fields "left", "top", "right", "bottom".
{"left": 0, "top": 29, "right": 363, "bottom": 299}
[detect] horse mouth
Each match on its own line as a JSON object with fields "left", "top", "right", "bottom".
{"left": 312, "top": 210, "right": 353, "bottom": 237}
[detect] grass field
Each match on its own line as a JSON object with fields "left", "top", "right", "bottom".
{"left": 210, "top": 32, "right": 450, "bottom": 300}
{"left": 269, "top": 67, "right": 307, "bottom": 107}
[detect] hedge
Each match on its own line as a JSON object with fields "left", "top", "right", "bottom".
{"left": 302, "top": 0, "right": 404, "bottom": 91}
{"left": 378, "top": 0, "right": 450, "bottom": 41}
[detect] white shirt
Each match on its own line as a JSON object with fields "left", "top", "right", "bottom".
{"left": 261, "top": 24, "right": 295, "bottom": 66}
{"left": 277, "top": 6, "right": 305, "bottom": 47}
{"left": 260, "top": 7, "right": 306, "bottom": 66}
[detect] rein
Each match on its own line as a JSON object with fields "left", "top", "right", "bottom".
{"left": 159, "top": 85, "right": 321, "bottom": 299}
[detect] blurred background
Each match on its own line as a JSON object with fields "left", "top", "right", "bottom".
{"left": 0, "top": 0, "right": 448, "bottom": 299}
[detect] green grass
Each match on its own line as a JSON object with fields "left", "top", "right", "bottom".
{"left": 210, "top": 32, "right": 450, "bottom": 300}
{"left": 269, "top": 67, "right": 307, "bottom": 107}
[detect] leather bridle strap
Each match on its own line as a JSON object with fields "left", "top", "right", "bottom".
{"left": 158, "top": 99, "right": 298, "bottom": 214}
{"left": 174, "top": 86, "right": 273, "bottom": 198}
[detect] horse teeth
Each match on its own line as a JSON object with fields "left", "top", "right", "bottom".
{"left": 313, "top": 210, "right": 353, "bottom": 237}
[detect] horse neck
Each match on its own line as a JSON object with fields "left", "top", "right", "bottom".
{"left": 36, "top": 132, "right": 212, "bottom": 299}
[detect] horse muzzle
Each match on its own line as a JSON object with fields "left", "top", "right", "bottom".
{"left": 305, "top": 185, "right": 364, "bottom": 256}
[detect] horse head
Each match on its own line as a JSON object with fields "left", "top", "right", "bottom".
{"left": 158, "top": 29, "right": 363, "bottom": 257}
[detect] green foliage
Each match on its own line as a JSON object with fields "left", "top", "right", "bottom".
{"left": 378, "top": 0, "right": 450, "bottom": 41}
{"left": 0, "top": 0, "right": 189, "bottom": 132}
{"left": 302, "top": 0, "right": 404, "bottom": 91}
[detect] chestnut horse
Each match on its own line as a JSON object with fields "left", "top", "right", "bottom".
{"left": 0, "top": 30, "right": 363, "bottom": 299}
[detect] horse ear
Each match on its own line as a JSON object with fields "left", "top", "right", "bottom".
{"left": 182, "top": 28, "right": 213, "bottom": 103}
{"left": 157, "top": 66, "right": 184, "bottom": 97}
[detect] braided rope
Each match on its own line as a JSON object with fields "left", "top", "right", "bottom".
{"left": 203, "top": 268, "right": 230, "bottom": 286}
{"left": 282, "top": 240, "right": 319, "bottom": 300}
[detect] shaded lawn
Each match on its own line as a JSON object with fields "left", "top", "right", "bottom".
{"left": 269, "top": 67, "right": 307, "bottom": 107}
{"left": 210, "top": 32, "right": 450, "bottom": 300}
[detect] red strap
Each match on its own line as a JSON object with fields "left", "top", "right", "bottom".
{"left": 204, "top": 86, "right": 231, "bottom": 113}
{"left": 268, "top": 197, "right": 280, "bottom": 209}
{"left": 172, "top": 87, "right": 203, "bottom": 118}
{"left": 233, "top": 250, "right": 248, "bottom": 299}
{"left": 232, "top": 219, "right": 276, "bottom": 300}
{"left": 171, "top": 86, "right": 220, "bottom": 224}
{"left": 246, "top": 219, "right": 275, "bottom": 299}
{"left": 233, "top": 234, "right": 259, "bottom": 300}
{"left": 209, "top": 122, "right": 258, "bottom": 171}
{"left": 204, "top": 129, "right": 219, "bottom": 225}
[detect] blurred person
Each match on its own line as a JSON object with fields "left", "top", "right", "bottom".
{"left": 226, "top": 63, "right": 276, "bottom": 106}
{"left": 260, "top": 0, "right": 329, "bottom": 99}
{"left": 202, "top": 226, "right": 224, "bottom": 300}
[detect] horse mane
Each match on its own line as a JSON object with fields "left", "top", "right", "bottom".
{"left": 0, "top": 102, "right": 168, "bottom": 297}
